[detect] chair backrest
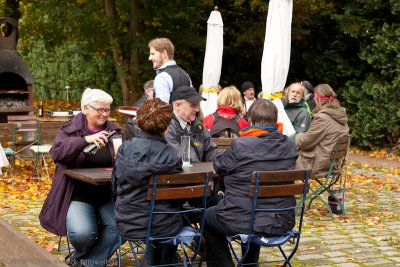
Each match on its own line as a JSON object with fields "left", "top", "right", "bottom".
{"left": 145, "top": 171, "right": 212, "bottom": 255}
{"left": 212, "top": 137, "right": 234, "bottom": 150}
{"left": 38, "top": 122, "right": 63, "bottom": 144}
{"left": 7, "top": 115, "right": 37, "bottom": 128}
{"left": 147, "top": 172, "right": 212, "bottom": 201}
{"left": 328, "top": 134, "right": 351, "bottom": 175}
{"left": 248, "top": 169, "right": 310, "bottom": 237}
{"left": 7, "top": 116, "right": 40, "bottom": 153}
{"left": 250, "top": 169, "right": 310, "bottom": 199}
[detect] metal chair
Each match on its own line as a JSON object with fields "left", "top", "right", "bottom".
{"left": 30, "top": 121, "right": 63, "bottom": 182}
{"left": 227, "top": 169, "right": 310, "bottom": 267}
{"left": 6, "top": 115, "right": 42, "bottom": 181}
{"left": 119, "top": 171, "right": 212, "bottom": 267}
{"left": 306, "top": 134, "right": 352, "bottom": 219}
{"left": 57, "top": 235, "right": 74, "bottom": 264}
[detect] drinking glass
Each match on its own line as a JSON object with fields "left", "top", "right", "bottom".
{"left": 112, "top": 136, "right": 122, "bottom": 158}
{"left": 181, "top": 136, "right": 191, "bottom": 167}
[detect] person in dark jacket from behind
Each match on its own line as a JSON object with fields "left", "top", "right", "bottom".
{"left": 203, "top": 99, "right": 298, "bottom": 267}
{"left": 112, "top": 98, "right": 183, "bottom": 266}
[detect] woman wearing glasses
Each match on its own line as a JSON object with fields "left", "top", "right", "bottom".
{"left": 40, "top": 88, "right": 122, "bottom": 267}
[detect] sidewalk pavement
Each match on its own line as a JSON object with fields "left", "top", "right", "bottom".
{"left": 0, "top": 153, "right": 399, "bottom": 266}
{"left": 283, "top": 154, "right": 400, "bottom": 266}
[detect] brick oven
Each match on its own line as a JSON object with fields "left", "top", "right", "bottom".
{"left": 0, "top": 17, "right": 34, "bottom": 123}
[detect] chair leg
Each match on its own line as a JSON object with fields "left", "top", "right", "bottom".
{"left": 57, "top": 236, "right": 62, "bottom": 252}
{"left": 307, "top": 185, "right": 334, "bottom": 220}
{"left": 306, "top": 178, "right": 336, "bottom": 220}
{"left": 306, "top": 178, "right": 329, "bottom": 208}
{"left": 4, "top": 155, "right": 15, "bottom": 187}
{"left": 128, "top": 241, "right": 145, "bottom": 266}
{"left": 41, "top": 154, "right": 50, "bottom": 182}
{"left": 227, "top": 240, "right": 241, "bottom": 265}
{"left": 326, "top": 187, "right": 346, "bottom": 215}
{"left": 33, "top": 153, "right": 41, "bottom": 184}
{"left": 59, "top": 235, "right": 74, "bottom": 265}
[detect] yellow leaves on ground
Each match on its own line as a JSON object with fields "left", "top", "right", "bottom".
{"left": 0, "top": 147, "right": 399, "bottom": 261}
{"left": 44, "top": 241, "right": 56, "bottom": 252}
{"left": 34, "top": 99, "right": 80, "bottom": 115}
{"left": 350, "top": 147, "right": 400, "bottom": 161}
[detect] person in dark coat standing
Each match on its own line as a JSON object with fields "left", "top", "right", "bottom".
{"left": 112, "top": 98, "right": 183, "bottom": 265}
{"left": 203, "top": 99, "right": 298, "bottom": 267}
{"left": 39, "top": 88, "right": 122, "bottom": 267}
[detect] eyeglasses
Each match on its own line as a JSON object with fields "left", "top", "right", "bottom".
{"left": 88, "top": 104, "right": 111, "bottom": 115}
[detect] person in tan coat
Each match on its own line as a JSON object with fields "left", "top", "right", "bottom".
{"left": 295, "top": 84, "right": 349, "bottom": 178}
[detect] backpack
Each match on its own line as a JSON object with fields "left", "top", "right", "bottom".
{"left": 209, "top": 112, "right": 241, "bottom": 138}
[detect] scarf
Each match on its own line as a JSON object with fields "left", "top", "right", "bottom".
{"left": 239, "top": 123, "right": 283, "bottom": 137}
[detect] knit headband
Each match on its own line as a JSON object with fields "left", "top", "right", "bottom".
{"left": 314, "top": 92, "right": 336, "bottom": 102}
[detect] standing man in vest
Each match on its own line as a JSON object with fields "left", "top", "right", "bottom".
{"left": 148, "top": 37, "right": 192, "bottom": 103}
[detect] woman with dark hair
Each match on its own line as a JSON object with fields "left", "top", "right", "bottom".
{"left": 296, "top": 84, "right": 349, "bottom": 178}
{"left": 203, "top": 99, "right": 298, "bottom": 267}
{"left": 112, "top": 98, "right": 183, "bottom": 265}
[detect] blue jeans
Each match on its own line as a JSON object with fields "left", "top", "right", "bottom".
{"left": 203, "top": 206, "right": 260, "bottom": 267}
{"left": 66, "top": 200, "right": 119, "bottom": 267}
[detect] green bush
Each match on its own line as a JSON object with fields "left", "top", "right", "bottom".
{"left": 342, "top": 22, "right": 400, "bottom": 151}
{"left": 19, "top": 40, "right": 121, "bottom": 105}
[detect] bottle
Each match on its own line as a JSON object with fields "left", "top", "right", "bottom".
{"left": 38, "top": 101, "right": 43, "bottom": 117}
{"left": 83, "top": 130, "right": 117, "bottom": 156}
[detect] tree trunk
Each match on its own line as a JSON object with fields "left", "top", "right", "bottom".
{"left": 128, "top": 0, "right": 145, "bottom": 105}
{"left": 104, "top": 0, "right": 140, "bottom": 105}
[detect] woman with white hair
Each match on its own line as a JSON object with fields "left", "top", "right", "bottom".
{"left": 39, "top": 88, "right": 122, "bottom": 266}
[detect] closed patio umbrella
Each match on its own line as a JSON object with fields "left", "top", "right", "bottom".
{"left": 261, "top": 0, "right": 295, "bottom": 136}
{"left": 200, "top": 7, "right": 224, "bottom": 118}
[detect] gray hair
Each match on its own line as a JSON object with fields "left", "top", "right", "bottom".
{"left": 143, "top": 80, "right": 154, "bottom": 90}
{"left": 81, "top": 88, "right": 113, "bottom": 113}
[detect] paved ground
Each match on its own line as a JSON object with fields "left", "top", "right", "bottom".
{"left": 0, "top": 152, "right": 399, "bottom": 266}
{"left": 286, "top": 154, "right": 400, "bottom": 267}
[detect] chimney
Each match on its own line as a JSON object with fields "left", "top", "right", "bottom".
{"left": 0, "top": 17, "right": 34, "bottom": 123}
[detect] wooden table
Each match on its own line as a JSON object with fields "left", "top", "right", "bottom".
{"left": 65, "top": 162, "right": 216, "bottom": 185}
{"left": 0, "top": 218, "right": 67, "bottom": 266}
{"left": 36, "top": 116, "right": 72, "bottom": 122}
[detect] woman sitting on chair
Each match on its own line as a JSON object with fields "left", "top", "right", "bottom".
{"left": 39, "top": 88, "right": 122, "bottom": 266}
{"left": 203, "top": 99, "right": 298, "bottom": 267}
{"left": 112, "top": 98, "right": 183, "bottom": 265}
{"left": 295, "top": 84, "right": 349, "bottom": 178}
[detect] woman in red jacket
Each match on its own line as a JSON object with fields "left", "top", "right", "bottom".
{"left": 203, "top": 86, "right": 249, "bottom": 138}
